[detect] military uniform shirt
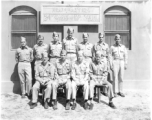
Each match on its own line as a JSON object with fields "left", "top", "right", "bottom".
{"left": 71, "top": 60, "right": 89, "bottom": 81}
{"left": 33, "top": 43, "right": 48, "bottom": 60}
{"left": 35, "top": 62, "right": 58, "bottom": 82}
{"left": 55, "top": 59, "right": 71, "bottom": 75}
{"left": 93, "top": 42, "right": 109, "bottom": 58}
{"left": 63, "top": 37, "right": 78, "bottom": 53}
{"left": 78, "top": 42, "right": 93, "bottom": 58}
{"left": 15, "top": 46, "right": 33, "bottom": 62}
{"left": 89, "top": 60, "right": 107, "bottom": 82}
{"left": 110, "top": 44, "right": 128, "bottom": 64}
{"left": 49, "top": 41, "right": 62, "bottom": 58}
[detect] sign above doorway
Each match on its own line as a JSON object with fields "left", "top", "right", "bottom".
{"left": 41, "top": 4, "right": 101, "bottom": 25}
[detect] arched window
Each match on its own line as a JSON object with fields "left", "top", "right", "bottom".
{"left": 9, "top": 6, "right": 37, "bottom": 49}
{"left": 104, "top": 6, "right": 131, "bottom": 50}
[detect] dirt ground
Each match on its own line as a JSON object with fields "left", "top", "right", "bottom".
{"left": 1, "top": 90, "right": 151, "bottom": 120}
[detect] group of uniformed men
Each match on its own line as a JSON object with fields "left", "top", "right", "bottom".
{"left": 15, "top": 27, "right": 128, "bottom": 110}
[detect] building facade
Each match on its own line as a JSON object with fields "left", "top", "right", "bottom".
{"left": 1, "top": 0, "right": 151, "bottom": 93}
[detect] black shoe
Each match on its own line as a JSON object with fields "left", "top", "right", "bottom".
{"left": 71, "top": 103, "right": 77, "bottom": 110}
{"left": 84, "top": 102, "right": 89, "bottom": 110}
{"left": 53, "top": 100, "right": 58, "bottom": 110}
{"left": 30, "top": 103, "right": 37, "bottom": 109}
{"left": 44, "top": 101, "right": 49, "bottom": 109}
{"left": 89, "top": 103, "right": 94, "bottom": 110}
{"left": 21, "top": 94, "right": 26, "bottom": 98}
{"left": 109, "top": 102, "right": 116, "bottom": 109}
{"left": 103, "top": 93, "right": 108, "bottom": 96}
{"left": 118, "top": 92, "right": 125, "bottom": 97}
{"left": 65, "top": 101, "right": 70, "bottom": 110}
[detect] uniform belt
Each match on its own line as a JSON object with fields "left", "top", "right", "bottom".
{"left": 51, "top": 56, "right": 60, "bottom": 58}
{"left": 114, "top": 58, "right": 124, "bottom": 60}
{"left": 19, "top": 60, "right": 30, "bottom": 63}
{"left": 67, "top": 52, "right": 76, "bottom": 54}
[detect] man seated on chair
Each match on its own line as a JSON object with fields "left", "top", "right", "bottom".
{"left": 71, "top": 51, "right": 90, "bottom": 110}
{"left": 30, "top": 52, "right": 58, "bottom": 109}
{"left": 89, "top": 51, "right": 116, "bottom": 109}
{"left": 54, "top": 50, "right": 72, "bottom": 110}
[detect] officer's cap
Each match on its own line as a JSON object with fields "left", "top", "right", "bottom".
{"left": 82, "top": 33, "right": 89, "bottom": 37}
{"left": 53, "top": 32, "right": 59, "bottom": 37}
{"left": 67, "top": 27, "right": 74, "bottom": 33}
{"left": 115, "top": 34, "right": 121, "bottom": 39}
{"left": 42, "top": 52, "right": 48, "bottom": 58}
{"left": 37, "top": 35, "right": 44, "bottom": 41}
{"left": 60, "top": 50, "right": 67, "bottom": 55}
{"left": 21, "top": 36, "right": 26, "bottom": 41}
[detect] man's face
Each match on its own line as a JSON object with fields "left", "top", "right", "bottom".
{"left": 42, "top": 56, "right": 48, "bottom": 64}
{"left": 60, "top": 53, "right": 66, "bottom": 61}
{"left": 83, "top": 34, "right": 88, "bottom": 43}
{"left": 67, "top": 31, "right": 73, "bottom": 38}
{"left": 96, "top": 55, "right": 101, "bottom": 63}
{"left": 115, "top": 37, "right": 121, "bottom": 45}
{"left": 53, "top": 34, "right": 59, "bottom": 42}
{"left": 77, "top": 53, "right": 83, "bottom": 62}
{"left": 21, "top": 39, "right": 26, "bottom": 47}
{"left": 99, "top": 34, "right": 104, "bottom": 42}
{"left": 38, "top": 39, "right": 43, "bottom": 45}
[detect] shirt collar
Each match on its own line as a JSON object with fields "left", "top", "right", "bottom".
{"left": 20, "top": 45, "right": 28, "bottom": 49}
{"left": 66, "top": 36, "right": 74, "bottom": 40}
{"left": 37, "top": 43, "right": 45, "bottom": 46}
{"left": 114, "top": 43, "right": 122, "bottom": 47}
{"left": 98, "top": 41, "right": 105, "bottom": 46}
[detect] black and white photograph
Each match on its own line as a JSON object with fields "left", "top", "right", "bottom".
{"left": 1, "top": 0, "right": 151, "bottom": 120}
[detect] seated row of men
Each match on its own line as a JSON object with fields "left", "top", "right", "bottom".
{"left": 30, "top": 50, "right": 116, "bottom": 110}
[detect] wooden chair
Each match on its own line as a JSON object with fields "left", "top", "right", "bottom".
{"left": 95, "top": 84, "right": 108, "bottom": 103}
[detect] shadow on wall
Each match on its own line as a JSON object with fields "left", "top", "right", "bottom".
{"left": 10, "top": 63, "right": 21, "bottom": 95}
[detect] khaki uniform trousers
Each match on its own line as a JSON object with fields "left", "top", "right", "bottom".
{"left": 112, "top": 59, "right": 125, "bottom": 93}
{"left": 67, "top": 53, "right": 77, "bottom": 63}
{"left": 18, "top": 62, "right": 32, "bottom": 95}
{"left": 52, "top": 75, "right": 72, "bottom": 100}
{"left": 71, "top": 79, "right": 89, "bottom": 100}
{"left": 32, "top": 80, "right": 52, "bottom": 103}
{"left": 89, "top": 76, "right": 114, "bottom": 99}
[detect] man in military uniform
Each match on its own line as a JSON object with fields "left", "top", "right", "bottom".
{"left": 30, "top": 53, "right": 58, "bottom": 109}
{"left": 71, "top": 51, "right": 89, "bottom": 110}
{"left": 89, "top": 51, "right": 116, "bottom": 109}
{"left": 93, "top": 33, "right": 111, "bottom": 96}
{"left": 77, "top": 33, "right": 93, "bottom": 64}
{"left": 63, "top": 27, "right": 78, "bottom": 63}
{"left": 49, "top": 32, "right": 62, "bottom": 65}
{"left": 55, "top": 50, "right": 72, "bottom": 110}
{"left": 110, "top": 34, "right": 128, "bottom": 97}
{"left": 15, "top": 37, "right": 33, "bottom": 98}
{"left": 33, "top": 35, "right": 49, "bottom": 69}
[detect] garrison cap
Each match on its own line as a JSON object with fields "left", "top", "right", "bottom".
{"left": 53, "top": 32, "right": 59, "bottom": 37}
{"left": 21, "top": 36, "right": 26, "bottom": 41}
{"left": 115, "top": 34, "right": 121, "bottom": 39}
{"left": 98, "top": 33, "right": 104, "bottom": 37}
{"left": 67, "top": 27, "right": 74, "bottom": 33}
{"left": 37, "top": 35, "right": 44, "bottom": 41}
{"left": 82, "top": 32, "right": 89, "bottom": 37}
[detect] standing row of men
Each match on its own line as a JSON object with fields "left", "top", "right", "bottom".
{"left": 15, "top": 27, "right": 128, "bottom": 110}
